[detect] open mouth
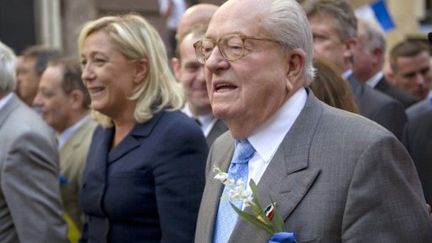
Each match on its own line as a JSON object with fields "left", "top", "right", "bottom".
{"left": 214, "top": 82, "right": 237, "bottom": 92}
{"left": 88, "top": 86, "right": 105, "bottom": 96}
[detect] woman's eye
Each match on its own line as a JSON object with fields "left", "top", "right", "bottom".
{"left": 80, "top": 60, "right": 87, "bottom": 68}
{"left": 94, "top": 58, "right": 107, "bottom": 64}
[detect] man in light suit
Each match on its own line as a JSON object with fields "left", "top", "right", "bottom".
{"left": 172, "top": 4, "right": 227, "bottom": 146}
{"left": 0, "top": 42, "right": 67, "bottom": 242}
{"left": 193, "top": 0, "right": 432, "bottom": 242}
{"left": 352, "top": 18, "right": 418, "bottom": 108}
{"left": 305, "top": 0, "right": 407, "bottom": 140}
{"left": 33, "top": 58, "right": 97, "bottom": 238}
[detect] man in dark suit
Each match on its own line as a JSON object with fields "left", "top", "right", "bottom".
{"left": 0, "top": 41, "right": 67, "bottom": 242}
{"left": 386, "top": 39, "right": 432, "bottom": 101}
{"left": 193, "top": 0, "right": 432, "bottom": 242}
{"left": 406, "top": 97, "right": 432, "bottom": 120}
{"left": 353, "top": 18, "right": 417, "bottom": 108}
{"left": 305, "top": 0, "right": 407, "bottom": 140}
{"left": 403, "top": 109, "right": 432, "bottom": 205}
{"left": 402, "top": 32, "right": 432, "bottom": 206}
{"left": 172, "top": 4, "right": 227, "bottom": 146}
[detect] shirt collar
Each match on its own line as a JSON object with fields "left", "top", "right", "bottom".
{"left": 58, "top": 115, "right": 91, "bottom": 149}
{"left": 366, "top": 71, "right": 383, "bottom": 88}
{"left": 0, "top": 93, "right": 13, "bottom": 110}
{"left": 182, "top": 103, "right": 217, "bottom": 136}
{"left": 248, "top": 88, "right": 307, "bottom": 163}
{"left": 428, "top": 91, "right": 432, "bottom": 105}
{"left": 341, "top": 69, "right": 353, "bottom": 80}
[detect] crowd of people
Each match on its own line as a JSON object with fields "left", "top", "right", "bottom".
{"left": 0, "top": 0, "right": 431, "bottom": 242}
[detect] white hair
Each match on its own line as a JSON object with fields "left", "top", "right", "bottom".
{"left": 0, "top": 41, "right": 16, "bottom": 94}
{"left": 262, "top": 0, "right": 316, "bottom": 85}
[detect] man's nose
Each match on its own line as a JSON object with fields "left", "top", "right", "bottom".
{"left": 205, "top": 46, "right": 229, "bottom": 73}
{"left": 415, "top": 72, "right": 426, "bottom": 86}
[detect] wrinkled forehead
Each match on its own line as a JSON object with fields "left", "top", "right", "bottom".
{"left": 206, "top": 0, "right": 270, "bottom": 38}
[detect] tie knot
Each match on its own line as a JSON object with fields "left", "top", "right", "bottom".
{"left": 232, "top": 139, "right": 255, "bottom": 164}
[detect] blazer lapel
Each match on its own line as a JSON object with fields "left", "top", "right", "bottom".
{"left": 197, "top": 134, "right": 235, "bottom": 243}
{"left": 108, "top": 112, "right": 163, "bottom": 163}
{"left": 229, "top": 91, "right": 323, "bottom": 243}
{"left": 0, "top": 94, "right": 20, "bottom": 128}
{"left": 206, "top": 119, "right": 228, "bottom": 146}
{"left": 347, "top": 74, "right": 364, "bottom": 102}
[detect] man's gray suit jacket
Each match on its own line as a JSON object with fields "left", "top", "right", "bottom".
{"left": 195, "top": 91, "right": 432, "bottom": 243}
{"left": 0, "top": 94, "right": 67, "bottom": 243}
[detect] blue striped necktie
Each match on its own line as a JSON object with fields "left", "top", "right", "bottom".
{"left": 213, "top": 139, "right": 256, "bottom": 243}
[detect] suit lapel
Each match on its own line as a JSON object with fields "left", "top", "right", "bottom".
{"left": 0, "top": 94, "right": 20, "bottom": 128}
{"left": 108, "top": 112, "right": 164, "bottom": 163}
{"left": 347, "top": 74, "right": 364, "bottom": 102}
{"left": 229, "top": 92, "right": 323, "bottom": 242}
{"left": 206, "top": 119, "right": 227, "bottom": 146}
{"left": 198, "top": 134, "right": 235, "bottom": 243}
{"left": 374, "top": 76, "right": 387, "bottom": 92}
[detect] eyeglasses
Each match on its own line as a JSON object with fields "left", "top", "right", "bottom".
{"left": 193, "top": 33, "right": 280, "bottom": 64}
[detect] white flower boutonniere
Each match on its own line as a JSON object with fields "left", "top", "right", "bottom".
{"left": 213, "top": 165, "right": 296, "bottom": 243}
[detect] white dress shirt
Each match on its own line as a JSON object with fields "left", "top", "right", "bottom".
{"left": 182, "top": 104, "right": 217, "bottom": 137}
{"left": 365, "top": 71, "right": 383, "bottom": 88}
{"left": 245, "top": 88, "right": 307, "bottom": 195}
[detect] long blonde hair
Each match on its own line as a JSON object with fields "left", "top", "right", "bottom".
{"left": 78, "top": 14, "right": 184, "bottom": 127}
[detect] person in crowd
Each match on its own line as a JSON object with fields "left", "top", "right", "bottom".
{"left": 403, "top": 109, "right": 432, "bottom": 205}
{"left": 310, "top": 58, "right": 358, "bottom": 113}
{"left": 304, "top": 0, "right": 407, "bottom": 140}
{"left": 353, "top": 18, "right": 418, "bottom": 108}
{"left": 158, "top": 0, "right": 186, "bottom": 57}
{"left": 0, "top": 41, "right": 67, "bottom": 242}
{"left": 15, "top": 45, "right": 61, "bottom": 107}
{"left": 387, "top": 39, "right": 432, "bottom": 101}
{"left": 404, "top": 37, "right": 432, "bottom": 121}
{"left": 176, "top": 3, "right": 219, "bottom": 42}
{"left": 402, "top": 32, "right": 432, "bottom": 207}
{"left": 78, "top": 14, "right": 208, "bottom": 242}
{"left": 172, "top": 22, "right": 227, "bottom": 146}
{"left": 193, "top": 0, "right": 432, "bottom": 242}
{"left": 33, "top": 57, "right": 97, "bottom": 241}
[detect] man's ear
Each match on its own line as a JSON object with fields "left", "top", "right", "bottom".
{"left": 372, "top": 47, "right": 383, "bottom": 63}
{"left": 133, "top": 58, "right": 149, "bottom": 85}
{"left": 385, "top": 68, "right": 396, "bottom": 84}
{"left": 286, "top": 49, "right": 306, "bottom": 91}
{"left": 171, "top": 57, "right": 181, "bottom": 81}
{"left": 68, "top": 89, "right": 84, "bottom": 110}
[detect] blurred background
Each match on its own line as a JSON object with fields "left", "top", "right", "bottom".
{"left": 0, "top": 0, "right": 430, "bottom": 57}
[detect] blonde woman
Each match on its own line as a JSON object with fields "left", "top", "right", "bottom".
{"left": 78, "top": 14, "right": 208, "bottom": 243}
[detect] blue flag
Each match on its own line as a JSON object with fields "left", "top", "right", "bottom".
{"left": 371, "top": 0, "right": 395, "bottom": 32}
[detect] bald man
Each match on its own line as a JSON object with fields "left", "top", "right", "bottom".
{"left": 173, "top": 3, "right": 227, "bottom": 146}
{"left": 176, "top": 3, "right": 218, "bottom": 41}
